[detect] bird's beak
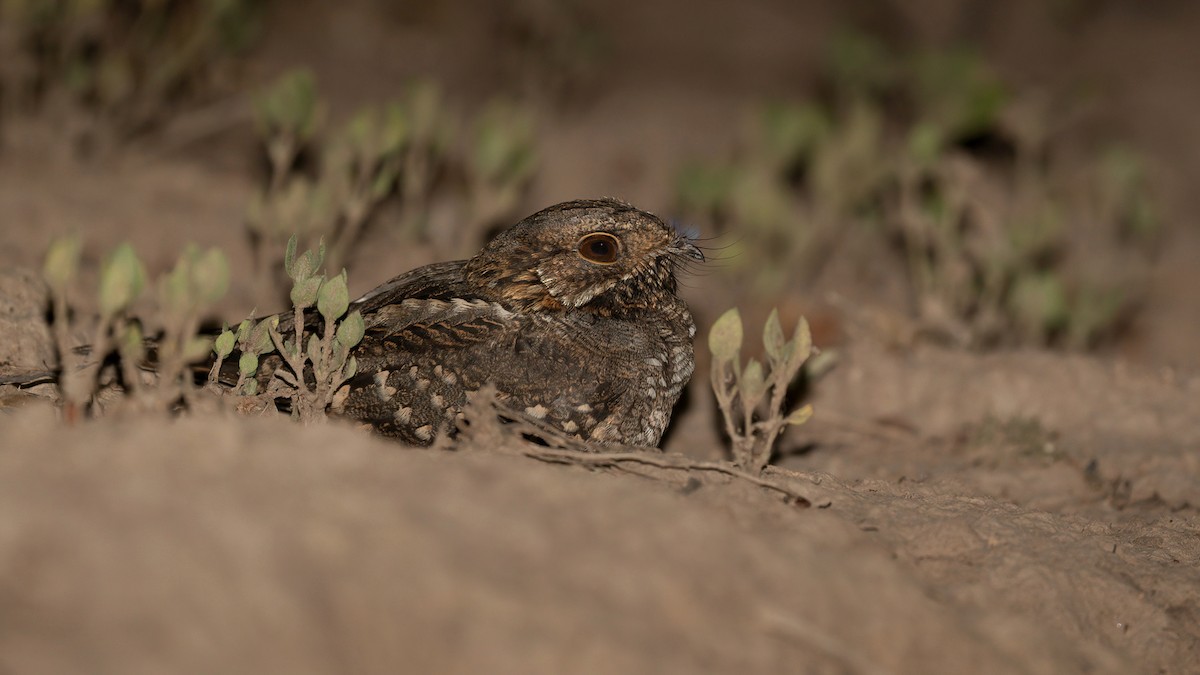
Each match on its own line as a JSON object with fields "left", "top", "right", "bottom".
{"left": 672, "top": 238, "right": 705, "bottom": 262}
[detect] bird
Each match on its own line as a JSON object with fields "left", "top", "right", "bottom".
{"left": 320, "top": 198, "right": 703, "bottom": 447}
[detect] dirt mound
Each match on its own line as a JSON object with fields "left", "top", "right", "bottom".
{"left": 0, "top": 409, "right": 1138, "bottom": 675}
{"left": 786, "top": 340, "right": 1200, "bottom": 673}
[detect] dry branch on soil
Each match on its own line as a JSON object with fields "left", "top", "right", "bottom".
{"left": 457, "top": 385, "right": 813, "bottom": 506}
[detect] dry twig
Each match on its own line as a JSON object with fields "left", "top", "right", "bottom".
{"left": 458, "top": 386, "right": 812, "bottom": 506}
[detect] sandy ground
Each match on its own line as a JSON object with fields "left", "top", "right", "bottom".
{"left": 2, "top": 342, "right": 1196, "bottom": 673}
{"left": 2, "top": 1, "right": 1199, "bottom": 672}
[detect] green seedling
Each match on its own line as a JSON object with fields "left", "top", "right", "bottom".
{"left": 209, "top": 315, "right": 277, "bottom": 396}
{"left": 150, "top": 245, "right": 230, "bottom": 406}
{"left": 677, "top": 28, "right": 1160, "bottom": 351}
{"left": 42, "top": 233, "right": 89, "bottom": 412}
{"left": 70, "top": 243, "right": 147, "bottom": 408}
{"left": 1, "top": 0, "right": 261, "bottom": 142}
{"left": 709, "top": 308, "right": 814, "bottom": 473}
{"left": 41, "top": 238, "right": 229, "bottom": 416}
{"left": 392, "top": 80, "right": 453, "bottom": 240}
{"left": 248, "top": 69, "right": 329, "bottom": 302}
{"left": 263, "top": 236, "right": 363, "bottom": 422}
{"left": 909, "top": 47, "right": 1007, "bottom": 140}
{"left": 248, "top": 75, "right": 463, "bottom": 302}
{"left": 321, "top": 102, "right": 409, "bottom": 272}
{"left": 246, "top": 74, "right": 540, "bottom": 302}
{"left": 98, "top": 243, "right": 147, "bottom": 320}
{"left": 1097, "top": 145, "right": 1161, "bottom": 247}
{"left": 466, "top": 99, "right": 538, "bottom": 247}
{"left": 254, "top": 68, "right": 322, "bottom": 186}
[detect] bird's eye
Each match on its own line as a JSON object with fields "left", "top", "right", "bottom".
{"left": 577, "top": 233, "right": 621, "bottom": 264}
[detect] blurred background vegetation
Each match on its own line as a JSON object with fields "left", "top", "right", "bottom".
{"left": 0, "top": 0, "right": 1191, "bottom": 362}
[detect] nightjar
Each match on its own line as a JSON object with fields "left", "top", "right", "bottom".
{"left": 330, "top": 198, "right": 702, "bottom": 447}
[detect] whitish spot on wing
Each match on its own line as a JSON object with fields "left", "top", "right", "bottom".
{"left": 331, "top": 384, "right": 351, "bottom": 412}
{"left": 374, "top": 371, "right": 397, "bottom": 399}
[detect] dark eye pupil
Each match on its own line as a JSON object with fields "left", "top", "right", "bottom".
{"left": 579, "top": 234, "right": 618, "bottom": 262}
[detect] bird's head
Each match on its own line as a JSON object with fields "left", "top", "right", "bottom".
{"left": 465, "top": 199, "right": 703, "bottom": 315}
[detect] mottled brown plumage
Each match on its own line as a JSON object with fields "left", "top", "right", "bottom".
{"left": 330, "top": 198, "right": 702, "bottom": 447}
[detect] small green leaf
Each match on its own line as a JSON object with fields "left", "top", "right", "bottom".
{"left": 307, "top": 334, "right": 321, "bottom": 363}
{"left": 43, "top": 234, "right": 83, "bottom": 293}
{"left": 192, "top": 248, "right": 230, "bottom": 304}
{"left": 214, "top": 329, "right": 236, "bottom": 358}
{"left": 98, "top": 243, "right": 146, "bottom": 317}
{"left": 790, "top": 316, "right": 813, "bottom": 370}
{"left": 184, "top": 336, "right": 214, "bottom": 363}
{"left": 370, "top": 162, "right": 400, "bottom": 199}
{"left": 1009, "top": 272, "right": 1069, "bottom": 339}
{"left": 119, "top": 321, "right": 144, "bottom": 363}
{"left": 758, "top": 101, "right": 830, "bottom": 168}
{"left": 763, "top": 308, "right": 785, "bottom": 362}
{"left": 290, "top": 275, "right": 323, "bottom": 309}
{"left": 243, "top": 379, "right": 259, "bottom": 396}
{"left": 313, "top": 239, "right": 327, "bottom": 273}
{"left": 907, "top": 122, "right": 945, "bottom": 166}
{"left": 344, "top": 106, "right": 375, "bottom": 151}
{"left": 470, "top": 100, "right": 538, "bottom": 184}
{"left": 288, "top": 238, "right": 326, "bottom": 282}
{"left": 249, "top": 319, "right": 275, "bottom": 354}
{"left": 335, "top": 309, "right": 365, "bottom": 348}
{"left": 317, "top": 270, "right": 350, "bottom": 321}
{"left": 255, "top": 69, "right": 319, "bottom": 140}
{"left": 293, "top": 250, "right": 316, "bottom": 281}
{"left": 330, "top": 341, "right": 349, "bottom": 372}
{"left": 284, "top": 234, "right": 299, "bottom": 278}
{"left": 343, "top": 355, "right": 357, "bottom": 379}
{"left": 708, "top": 308, "right": 743, "bottom": 362}
{"left": 239, "top": 351, "right": 259, "bottom": 377}
{"left": 160, "top": 251, "right": 193, "bottom": 310}
{"left": 785, "top": 404, "right": 814, "bottom": 426}
{"left": 740, "top": 358, "right": 766, "bottom": 402}
{"left": 235, "top": 318, "right": 254, "bottom": 342}
{"left": 380, "top": 103, "right": 410, "bottom": 152}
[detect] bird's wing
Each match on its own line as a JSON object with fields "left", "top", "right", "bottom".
{"left": 271, "top": 260, "right": 474, "bottom": 341}
{"left": 360, "top": 296, "right": 519, "bottom": 350}
{"left": 352, "top": 260, "right": 473, "bottom": 314}
{"left": 351, "top": 259, "right": 516, "bottom": 348}
{"left": 336, "top": 288, "right": 527, "bottom": 442}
